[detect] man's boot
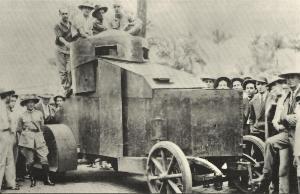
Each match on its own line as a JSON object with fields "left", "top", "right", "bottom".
{"left": 42, "top": 164, "right": 55, "bottom": 186}
{"left": 28, "top": 165, "right": 36, "bottom": 187}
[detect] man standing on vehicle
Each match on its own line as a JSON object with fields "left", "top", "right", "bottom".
{"left": 109, "top": 0, "right": 142, "bottom": 36}
{"left": 17, "top": 94, "right": 55, "bottom": 187}
{"left": 73, "top": 1, "right": 94, "bottom": 38}
{"left": 248, "top": 76, "right": 268, "bottom": 138}
{"left": 54, "top": 7, "right": 77, "bottom": 97}
{"left": 253, "top": 69, "right": 300, "bottom": 193}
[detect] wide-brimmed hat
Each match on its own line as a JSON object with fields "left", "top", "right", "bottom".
{"left": 54, "top": 95, "right": 65, "bottom": 102}
{"left": 20, "top": 94, "right": 40, "bottom": 107}
{"left": 266, "top": 77, "right": 286, "bottom": 88}
{"left": 201, "top": 77, "right": 216, "bottom": 82}
{"left": 0, "top": 88, "right": 15, "bottom": 98}
{"left": 279, "top": 71, "right": 300, "bottom": 79}
{"left": 78, "top": 1, "right": 94, "bottom": 10}
{"left": 242, "top": 79, "right": 256, "bottom": 90}
{"left": 92, "top": 5, "right": 108, "bottom": 17}
{"left": 214, "top": 77, "right": 232, "bottom": 89}
{"left": 38, "top": 93, "right": 53, "bottom": 99}
{"left": 254, "top": 76, "right": 268, "bottom": 84}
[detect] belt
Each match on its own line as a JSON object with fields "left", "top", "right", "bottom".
{"left": 25, "top": 128, "right": 39, "bottom": 132}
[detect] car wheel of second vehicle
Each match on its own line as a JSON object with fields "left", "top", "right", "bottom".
{"left": 146, "top": 141, "right": 192, "bottom": 194}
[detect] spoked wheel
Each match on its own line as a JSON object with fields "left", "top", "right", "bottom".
{"left": 146, "top": 141, "right": 192, "bottom": 194}
{"left": 232, "top": 135, "right": 265, "bottom": 193}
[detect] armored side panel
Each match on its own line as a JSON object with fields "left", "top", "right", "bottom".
{"left": 123, "top": 89, "right": 243, "bottom": 158}
{"left": 98, "top": 60, "right": 123, "bottom": 157}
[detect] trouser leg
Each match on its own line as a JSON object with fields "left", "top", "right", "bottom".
{"left": 36, "top": 145, "right": 54, "bottom": 186}
{"left": 0, "top": 141, "right": 8, "bottom": 190}
{"left": 20, "top": 147, "right": 36, "bottom": 187}
{"left": 278, "top": 149, "right": 290, "bottom": 194}
{"left": 263, "top": 132, "right": 290, "bottom": 175}
{"left": 55, "top": 50, "right": 71, "bottom": 92}
{"left": 4, "top": 140, "right": 16, "bottom": 188}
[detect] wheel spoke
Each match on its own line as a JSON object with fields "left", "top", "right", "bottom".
{"left": 151, "top": 157, "right": 165, "bottom": 173}
{"left": 165, "top": 173, "right": 182, "bottom": 179}
{"left": 148, "top": 175, "right": 160, "bottom": 181}
{"left": 159, "top": 181, "right": 167, "bottom": 193}
{"left": 168, "top": 180, "right": 182, "bottom": 193}
{"left": 161, "top": 149, "right": 167, "bottom": 171}
{"left": 167, "top": 155, "right": 176, "bottom": 174}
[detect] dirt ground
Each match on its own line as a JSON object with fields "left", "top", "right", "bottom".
{"left": 3, "top": 165, "right": 239, "bottom": 193}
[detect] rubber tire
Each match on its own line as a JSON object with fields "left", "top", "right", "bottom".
{"left": 243, "top": 135, "right": 265, "bottom": 157}
{"left": 146, "top": 141, "right": 193, "bottom": 194}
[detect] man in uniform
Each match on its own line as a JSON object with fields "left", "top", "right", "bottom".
{"left": 0, "top": 89, "right": 19, "bottom": 191}
{"left": 35, "top": 94, "right": 55, "bottom": 124}
{"left": 54, "top": 7, "right": 77, "bottom": 97}
{"left": 253, "top": 70, "right": 300, "bottom": 193}
{"left": 242, "top": 78, "right": 257, "bottom": 135}
{"left": 248, "top": 76, "right": 268, "bottom": 138}
{"left": 17, "top": 94, "right": 55, "bottom": 187}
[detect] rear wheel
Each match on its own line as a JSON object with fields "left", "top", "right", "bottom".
{"left": 146, "top": 141, "right": 192, "bottom": 194}
{"left": 232, "top": 135, "right": 265, "bottom": 193}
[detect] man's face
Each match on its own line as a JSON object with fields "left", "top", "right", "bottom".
{"left": 217, "top": 80, "right": 229, "bottom": 89}
{"left": 82, "top": 7, "right": 92, "bottom": 17}
{"left": 281, "top": 83, "right": 291, "bottom": 95}
{"left": 26, "top": 100, "right": 35, "bottom": 110}
{"left": 245, "top": 83, "right": 256, "bottom": 98}
{"left": 204, "top": 79, "right": 214, "bottom": 89}
{"left": 59, "top": 10, "right": 69, "bottom": 22}
{"left": 95, "top": 11, "right": 103, "bottom": 20}
{"left": 113, "top": 5, "right": 122, "bottom": 14}
{"left": 42, "top": 98, "right": 50, "bottom": 105}
{"left": 256, "top": 81, "right": 267, "bottom": 94}
{"left": 286, "top": 74, "right": 300, "bottom": 90}
{"left": 232, "top": 81, "right": 243, "bottom": 90}
{"left": 55, "top": 97, "right": 64, "bottom": 107}
{"left": 9, "top": 96, "right": 17, "bottom": 109}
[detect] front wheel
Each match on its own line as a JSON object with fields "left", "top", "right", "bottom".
{"left": 146, "top": 141, "right": 192, "bottom": 194}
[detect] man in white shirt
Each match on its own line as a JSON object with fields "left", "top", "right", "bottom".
{"left": 72, "top": 1, "right": 94, "bottom": 38}
{"left": 0, "top": 89, "right": 19, "bottom": 191}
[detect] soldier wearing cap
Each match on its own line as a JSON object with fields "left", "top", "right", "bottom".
{"left": 231, "top": 77, "right": 244, "bottom": 90}
{"left": 17, "top": 94, "right": 54, "bottom": 187}
{"left": 248, "top": 76, "right": 269, "bottom": 137}
{"left": 73, "top": 1, "right": 94, "bottom": 38}
{"left": 0, "top": 89, "right": 19, "bottom": 191}
{"left": 201, "top": 77, "right": 215, "bottom": 89}
{"left": 214, "top": 76, "right": 232, "bottom": 89}
{"left": 253, "top": 69, "right": 300, "bottom": 193}
{"left": 242, "top": 78, "right": 257, "bottom": 135}
{"left": 35, "top": 94, "right": 56, "bottom": 124}
{"left": 92, "top": 5, "right": 108, "bottom": 35}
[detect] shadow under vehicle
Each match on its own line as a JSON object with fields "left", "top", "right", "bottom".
{"left": 42, "top": 30, "right": 265, "bottom": 193}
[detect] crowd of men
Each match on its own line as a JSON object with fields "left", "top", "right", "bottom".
{"left": 54, "top": 0, "right": 142, "bottom": 97}
{"left": 201, "top": 67, "right": 300, "bottom": 193}
{"left": 0, "top": 92, "right": 66, "bottom": 192}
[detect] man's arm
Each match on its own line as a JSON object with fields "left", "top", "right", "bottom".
{"left": 272, "top": 97, "right": 286, "bottom": 131}
{"left": 54, "top": 25, "right": 71, "bottom": 48}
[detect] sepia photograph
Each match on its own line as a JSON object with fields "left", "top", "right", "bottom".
{"left": 0, "top": 0, "right": 300, "bottom": 193}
